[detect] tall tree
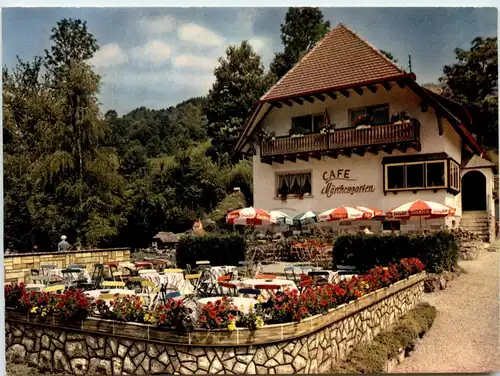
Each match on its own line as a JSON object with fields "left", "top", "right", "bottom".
{"left": 270, "top": 7, "right": 330, "bottom": 80}
{"left": 204, "top": 41, "right": 273, "bottom": 161}
{"left": 439, "top": 36, "right": 498, "bottom": 147}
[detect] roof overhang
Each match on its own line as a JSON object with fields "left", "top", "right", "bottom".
{"left": 234, "top": 75, "right": 483, "bottom": 156}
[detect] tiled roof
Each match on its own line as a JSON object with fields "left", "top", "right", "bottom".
{"left": 261, "top": 24, "right": 409, "bottom": 101}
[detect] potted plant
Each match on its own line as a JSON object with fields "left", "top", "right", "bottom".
{"left": 289, "top": 125, "right": 307, "bottom": 138}
{"left": 352, "top": 114, "right": 373, "bottom": 128}
{"left": 320, "top": 123, "right": 336, "bottom": 134}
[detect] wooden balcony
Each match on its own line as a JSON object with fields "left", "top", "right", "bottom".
{"left": 260, "top": 119, "right": 421, "bottom": 163}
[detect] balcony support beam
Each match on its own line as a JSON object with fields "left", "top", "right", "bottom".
{"left": 353, "top": 87, "right": 363, "bottom": 96}
{"left": 396, "top": 143, "right": 407, "bottom": 153}
{"left": 313, "top": 94, "right": 326, "bottom": 102}
{"left": 303, "top": 96, "right": 315, "bottom": 103}
{"left": 326, "top": 151, "right": 338, "bottom": 159}
{"left": 272, "top": 156, "right": 284, "bottom": 164}
{"left": 367, "top": 146, "right": 379, "bottom": 155}
{"left": 340, "top": 89, "right": 350, "bottom": 98}
{"left": 353, "top": 148, "right": 365, "bottom": 157}
{"left": 367, "top": 85, "right": 377, "bottom": 94}
{"left": 382, "top": 145, "right": 393, "bottom": 155}
{"left": 284, "top": 155, "right": 297, "bottom": 163}
{"left": 411, "top": 142, "right": 422, "bottom": 152}
{"left": 311, "top": 153, "right": 322, "bottom": 160}
{"left": 297, "top": 153, "right": 309, "bottom": 162}
{"left": 292, "top": 97, "right": 304, "bottom": 105}
{"left": 341, "top": 149, "right": 352, "bottom": 157}
{"left": 381, "top": 82, "right": 392, "bottom": 91}
{"left": 261, "top": 157, "right": 272, "bottom": 165}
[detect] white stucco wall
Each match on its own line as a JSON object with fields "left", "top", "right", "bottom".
{"left": 253, "top": 85, "right": 462, "bottom": 222}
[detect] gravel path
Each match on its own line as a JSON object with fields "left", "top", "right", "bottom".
{"left": 394, "top": 246, "right": 500, "bottom": 373}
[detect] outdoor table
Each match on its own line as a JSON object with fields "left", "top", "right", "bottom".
{"left": 207, "top": 266, "right": 239, "bottom": 283}
{"left": 236, "top": 278, "right": 298, "bottom": 299}
{"left": 198, "top": 296, "right": 257, "bottom": 314}
{"left": 84, "top": 288, "right": 136, "bottom": 300}
{"left": 308, "top": 270, "right": 340, "bottom": 284}
{"left": 46, "top": 268, "right": 91, "bottom": 284}
{"left": 141, "top": 272, "right": 194, "bottom": 295}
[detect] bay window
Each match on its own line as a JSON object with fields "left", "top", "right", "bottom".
{"left": 383, "top": 153, "right": 460, "bottom": 194}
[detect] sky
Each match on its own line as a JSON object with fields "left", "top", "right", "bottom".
{"left": 2, "top": 7, "right": 497, "bottom": 114}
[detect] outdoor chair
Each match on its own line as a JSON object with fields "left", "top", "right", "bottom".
{"left": 25, "top": 284, "right": 46, "bottom": 292}
{"left": 61, "top": 268, "right": 83, "bottom": 288}
{"left": 112, "top": 270, "right": 124, "bottom": 281}
{"left": 219, "top": 282, "right": 238, "bottom": 297}
{"left": 102, "top": 281, "right": 126, "bottom": 288}
{"left": 159, "top": 285, "right": 181, "bottom": 304}
{"left": 195, "top": 260, "right": 210, "bottom": 266}
{"left": 308, "top": 271, "right": 329, "bottom": 286}
{"left": 44, "top": 284, "right": 65, "bottom": 294}
{"left": 217, "top": 275, "right": 231, "bottom": 294}
{"left": 98, "top": 293, "right": 129, "bottom": 301}
{"left": 254, "top": 284, "right": 281, "bottom": 298}
{"left": 335, "top": 265, "right": 360, "bottom": 275}
{"left": 40, "top": 265, "right": 56, "bottom": 276}
{"left": 195, "top": 269, "right": 215, "bottom": 297}
{"left": 185, "top": 264, "right": 192, "bottom": 274}
{"left": 255, "top": 274, "right": 276, "bottom": 280}
{"left": 30, "top": 269, "right": 40, "bottom": 276}
{"left": 125, "top": 277, "right": 147, "bottom": 293}
{"left": 76, "top": 264, "right": 104, "bottom": 291}
{"left": 238, "top": 261, "right": 252, "bottom": 278}
{"left": 67, "top": 264, "right": 84, "bottom": 269}
{"left": 152, "top": 259, "right": 172, "bottom": 272}
{"left": 104, "top": 261, "right": 119, "bottom": 278}
{"left": 31, "top": 275, "right": 50, "bottom": 286}
{"left": 299, "top": 279, "right": 313, "bottom": 293}
{"left": 135, "top": 262, "right": 153, "bottom": 270}
{"left": 238, "top": 288, "right": 261, "bottom": 299}
{"left": 284, "top": 266, "right": 300, "bottom": 284}
{"left": 185, "top": 273, "right": 202, "bottom": 293}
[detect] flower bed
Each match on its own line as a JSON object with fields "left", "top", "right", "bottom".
{"left": 5, "top": 258, "right": 424, "bottom": 334}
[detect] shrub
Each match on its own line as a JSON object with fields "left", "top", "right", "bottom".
{"left": 331, "top": 303, "right": 437, "bottom": 373}
{"left": 176, "top": 233, "right": 246, "bottom": 268}
{"left": 333, "top": 231, "right": 459, "bottom": 273}
{"left": 259, "top": 258, "right": 424, "bottom": 324}
{"left": 154, "top": 299, "right": 195, "bottom": 334}
{"left": 5, "top": 282, "right": 26, "bottom": 309}
{"left": 199, "top": 296, "right": 240, "bottom": 330}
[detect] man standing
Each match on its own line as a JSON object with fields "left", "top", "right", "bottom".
{"left": 58, "top": 235, "right": 71, "bottom": 252}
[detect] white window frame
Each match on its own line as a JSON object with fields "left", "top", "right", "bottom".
{"left": 348, "top": 103, "right": 390, "bottom": 127}
{"left": 276, "top": 171, "right": 313, "bottom": 198}
{"left": 449, "top": 160, "right": 460, "bottom": 191}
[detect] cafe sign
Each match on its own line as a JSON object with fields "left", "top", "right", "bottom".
{"left": 321, "top": 169, "right": 375, "bottom": 197}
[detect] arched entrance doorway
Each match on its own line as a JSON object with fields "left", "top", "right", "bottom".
{"left": 462, "top": 170, "right": 487, "bottom": 211}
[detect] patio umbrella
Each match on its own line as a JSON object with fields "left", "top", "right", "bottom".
{"left": 318, "top": 206, "right": 366, "bottom": 222}
{"left": 292, "top": 211, "right": 320, "bottom": 225}
{"left": 226, "top": 207, "right": 276, "bottom": 226}
{"left": 269, "top": 211, "right": 294, "bottom": 225}
{"left": 354, "top": 206, "right": 385, "bottom": 219}
{"left": 386, "top": 200, "right": 455, "bottom": 219}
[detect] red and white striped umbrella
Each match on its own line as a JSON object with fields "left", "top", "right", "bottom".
{"left": 386, "top": 200, "right": 456, "bottom": 219}
{"left": 354, "top": 206, "right": 385, "bottom": 219}
{"left": 318, "top": 206, "right": 366, "bottom": 222}
{"left": 226, "top": 207, "right": 276, "bottom": 226}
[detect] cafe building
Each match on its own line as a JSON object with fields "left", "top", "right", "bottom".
{"left": 234, "top": 24, "right": 496, "bottom": 240}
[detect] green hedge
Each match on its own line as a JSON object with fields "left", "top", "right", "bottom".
{"left": 331, "top": 303, "right": 437, "bottom": 373}
{"left": 176, "top": 233, "right": 246, "bottom": 268}
{"left": 333, "top": 231, "right": 459, "bottom": 273}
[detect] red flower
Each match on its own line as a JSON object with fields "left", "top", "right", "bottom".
{"left": 215, "top": 317, "right": 222, "bottom": 325}
{"left": 200, "top": 315, "right": 207, "bottom": 323}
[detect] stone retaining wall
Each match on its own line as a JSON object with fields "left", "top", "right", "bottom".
{"left": 5, "top": 273, "right": 425, "bottom": 375}
{"left": 4, "top": 248, "right": 131, "bottom": 283}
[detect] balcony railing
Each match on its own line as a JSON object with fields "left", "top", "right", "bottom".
{"left": 261, "top": 119, "right": 420, "bottom": 158}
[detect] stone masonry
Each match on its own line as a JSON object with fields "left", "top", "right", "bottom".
{"left": 5, "top": 277, "right": 424, "bottom": 375}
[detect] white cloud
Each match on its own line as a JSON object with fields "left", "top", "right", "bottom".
{"left": 172, "top": 54, "right": 217, "bottom": 70}
{"left": 177, "top": 23, "right": 225, "bottom": 47}
{"left": 129, "top": 40, "right": 172, "bottom": 66}
{"left": 139, "top": 15, "right": 176, "bottom": 35}
{"left": 91, "top": 43, "right": 128, "bottom": 68}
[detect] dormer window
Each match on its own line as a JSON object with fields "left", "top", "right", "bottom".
{"left": 291, "top": 114, "right": 324, "bottom": 134}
